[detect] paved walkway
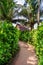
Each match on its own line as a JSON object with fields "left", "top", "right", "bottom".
{"left": 11, "top": 41, "right": 38, "bottom": 65}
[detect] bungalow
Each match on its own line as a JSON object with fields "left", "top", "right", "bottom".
{"left": 12, "top": 15, "right": 29, "bottom": 23}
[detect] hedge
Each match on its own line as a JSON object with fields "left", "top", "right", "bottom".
{"left": 32, "top": 23, "right": 43, "bottom": 65}
{"left": 0, "top": 20, "right": 20, "bottom": 65}
{"left": 19, "top": 30, "right": 31, "bottom": 42}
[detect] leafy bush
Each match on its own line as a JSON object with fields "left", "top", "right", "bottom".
{"left": 32, "top": 23, "right": 43, "bottom": 65}
{"left": 37, "top": 24, "right": 43, "bottom": 65}
{"left": 0, "top": 20, "right": 20, "bottom": 65}
{"left": 20, "top": 30, "right": 31, "bottom": 42}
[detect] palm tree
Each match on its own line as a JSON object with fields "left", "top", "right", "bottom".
{"left": 0, "top": 0, "right": 15, "bottom": 21}
{"left": 25, "top": 0, "right": 38, "bottom": 29}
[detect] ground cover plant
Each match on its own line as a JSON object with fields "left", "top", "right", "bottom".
{"left": 0, "top": 20, "right": 20, "bottom": 65}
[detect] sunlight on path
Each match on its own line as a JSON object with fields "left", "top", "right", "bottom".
{"left": 11, "top": 41, "right": 38, "bottom": 65}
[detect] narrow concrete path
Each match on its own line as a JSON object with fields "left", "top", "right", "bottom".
{"left": 11, "top": 41, "right": 38, "bottom": 65}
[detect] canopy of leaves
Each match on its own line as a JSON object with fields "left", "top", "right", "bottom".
{"left": 0, "top": 0, "right": 15, "bottom": 20}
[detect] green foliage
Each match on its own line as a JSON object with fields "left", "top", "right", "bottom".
{"left": 26, "top": 0, "right": 38, "bottom": 24}
{"left": 26, "top": 0, "right": 38, "bottom": 14}
{"left": 0, "top": 0, "right": 15, "bottom": 20}
{"left": 0, "top": 20, "right": 20, "bottom": 65}
{"left": 20, "top": 30, "right": 31, "bottom": 42}
{"left": 38, "top": 56, "right": 43, "bottom": 65}
{"left": 31, "top": 23, "right": 43, "bottom": 65}
{"left": 19, "top": 8, "right": 28, "bottom": 17}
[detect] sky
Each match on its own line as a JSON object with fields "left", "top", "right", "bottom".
{"left": 14, "top": 0, "right": 25, "bottom": 5}
{"left": 40, "top": 1, "right": 43, "bottom": 11}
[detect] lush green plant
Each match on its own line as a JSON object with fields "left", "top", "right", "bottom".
{"left": 20, "top": 30, "right": 31, "bottom": 42}
{"left": 31, "top": 23, "right": 43, "bottom": 65}
{"left": 0, "top": 20, "right": 20, "bottom": 65}
{"left": 0, "top": 0, "right": 15, "bottom": 20}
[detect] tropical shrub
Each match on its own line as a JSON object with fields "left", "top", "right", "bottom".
{"left": 37, "top": 24, "right": 43, "bottom": 65}
{"left": 0, "top": 20, "right": 20, "bottom": 65}
{"left": 20, "top": 30, "right": 31, "bottom": 42}
{"left": 32, "top": 23, "right": 43, "bottom": 65}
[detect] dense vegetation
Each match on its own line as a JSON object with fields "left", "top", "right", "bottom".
{"left": 31, "top": 23, "right": 43, "bottom": 65}
{"left": 0, "top": 0, "right": 15, "bottom": 20}
{"left": 0, "top": 20, "right": 20, "bottom": 65}
{"left": 20, "top": 30, "right": 31, "bottom": 42}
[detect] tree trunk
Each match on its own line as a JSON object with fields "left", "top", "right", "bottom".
{"left": 37, "top": 0, "right": 40, "bottom": 25}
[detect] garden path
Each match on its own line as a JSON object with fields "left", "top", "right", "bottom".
{"left": 11, "top": 41, "right": 38, "bottom": 65}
